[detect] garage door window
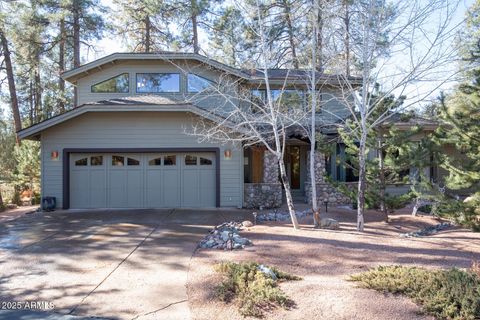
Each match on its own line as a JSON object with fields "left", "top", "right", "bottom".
{"left": 149, "top": 157, "right": 162, "bottom": 166}
{"left": 75, "top": 158, "right": 88, "bottom": 166}
{"left": 112, "top": 156, "right": 124, "bottom": 166}
{"left": 127, "top": 157, "right": 140, "bottom": 166}
{"left": 200, "top": 157, "right": 212, "bottom": 165}
{"left": 91, "top": 156, "right": 103, "bottom": 166}
{"left": 185, "top": 155, "right": 197, "bottom": 165}
{"left": 164, "top": 155, "right": 176, "bottom": 165}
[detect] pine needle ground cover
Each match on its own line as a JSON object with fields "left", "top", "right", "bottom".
{"left": 214, "top": 262, "right": 301, "bottom": 317}
{"left": 350, "top": 265, "right": 480, "bottom": 320}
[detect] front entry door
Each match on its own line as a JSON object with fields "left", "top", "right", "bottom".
{"left": 288, "top": 146, "right": 301, "bottom": 190}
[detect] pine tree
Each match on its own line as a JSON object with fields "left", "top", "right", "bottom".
{"left": 169, "top": 0, "right": 219, "bottom": 54}
{"left": 434, "top": 0, "right": 480, "bottom": 229}
{"left": 115, "top": 0, "right": 172, "bottom": 52}
{"left": 209, "top": 6, "right": 247, "bottom": 66}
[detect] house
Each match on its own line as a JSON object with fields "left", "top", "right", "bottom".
{"left": 17, "top": 52, "right": 437, "bottom": 210}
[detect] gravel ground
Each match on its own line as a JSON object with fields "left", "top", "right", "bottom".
{"left": 187, "top": 207, "right": 480, "bottom": 320}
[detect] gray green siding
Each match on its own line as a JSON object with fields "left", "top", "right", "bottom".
{"left": 41, "top": 111, "right": 243, "bottom": 208}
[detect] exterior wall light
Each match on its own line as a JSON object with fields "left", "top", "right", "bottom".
{"left": 51, "top": 150, "right": 59, "bottom": 160}
{"left": 224, "top": 149, "right": 232, "bottom": 160}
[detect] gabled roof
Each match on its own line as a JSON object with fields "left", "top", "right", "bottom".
{"left": 62, "top": 52, "right": 251, "bottom": 82}
{"left": 17, "top": 95, "right": 233, "bottom": 140}
{"left": 380, "top": 113, "right": 439, "bottom": 130}
{"left": 62, "top": 52, "right": 362, "bottom": 85}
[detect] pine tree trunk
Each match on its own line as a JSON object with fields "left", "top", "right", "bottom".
{"left": 145, "top": 15, "right": 151, "bottom": 52}
{"left": 58, "top": 18, "right": 66, "bottom": 113}
{"left": 0, "top": 28, "right": 21, "bottom": 143}
{"left": 72, "top": 0, "right": 80, "bottom": 107}
{"left": 29, "top": 81, "right": 34, "bottom": 124}
{"left": 378, "top": 139, "right": 388, "bottom": 222}
{"left": 34, "top": 63, "right": 42, "bottom": 123}
{"left": 191, "top": 0, "right": 199, "bottom": 53}
{"left": 0, "top": 186, "right": 3, "bottom": 209}
{"left": 357, "top": 133, "right": 367, "bottom": 231}
{"left": 278, "top": 157, "right": 300, "bottom": 229}
{"left": 283, "top": 0, "right": 298, "bottom": 68}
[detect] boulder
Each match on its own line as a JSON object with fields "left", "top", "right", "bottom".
{"left": 320, "top": 218, "right": 340, "bottom": 230}
{"left": 242, "top": 220, "right": 254, "bottom": 227}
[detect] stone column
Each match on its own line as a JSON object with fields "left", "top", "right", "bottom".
{"left": 306, "top": 150, "right": 326, "bottom": 184}
{"left": 263, "top": 151, "right": 279, "bottom": 183}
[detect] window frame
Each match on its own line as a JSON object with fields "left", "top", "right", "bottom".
{"left": 91, "top": 73, "right": 129, "bottom": 93}
{"left": 136, "top": 73, "right": 181, "bottom": 93}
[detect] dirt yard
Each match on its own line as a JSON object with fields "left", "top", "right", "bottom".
{"left": 187, "top": 207, "right": 480, "bottom": 320}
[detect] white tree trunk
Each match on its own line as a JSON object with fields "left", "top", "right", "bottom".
{"left": 357, "top": 132, "right": 367, "bottom": 231}
{"left": 278, "top": 157, "right": 300, "bottom": 229}
{"left": 310, "top": 0, "right": 320, "bottom": 228}
{"left": 310, "top": 146, "right": 320, "bottom": 227}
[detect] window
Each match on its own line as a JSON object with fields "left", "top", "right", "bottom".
{"left": 91, "top": 73, "right": 129, "bottom": 93}
{"left": 325, "top": 144, "right": 359, "bottom": 182}
{"left": 127, "top": 157, "right": 140, "bottom": 166}
{"left": 243, "top": 147, "right": 264, "bottom": 183}
{"left": 187, "top": 74, "right": 214, "bottom": 92}
{"left": 90, "top": 156, "right": 103, "bottom": 166}
{"left": 200, "top": 157, "right": 212, "bottom": 165}
{"left": 136, "top": 73, "right": 180, "bottom": 93}
{"left": 249, "top": 89, "right": 304, "bottom": 110}
{"left": 149, "top": 157, "right": 162, "bottom": 166}
{"left": 272, "top": 89, "right": 304, "bottom": 110}
{"left": 164, "top": 155, "right": 176, "bottom": 165}
{"left": 75, "top": 158, "right": 88, "bottom": 166}
{"left": 112, "top": 155, "right": 124, "bottom": 166}
{"left": 185, "top": 155, "right": 197, "bottom": 165}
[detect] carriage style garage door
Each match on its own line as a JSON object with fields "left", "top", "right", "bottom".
{"left": 69, "top": 152, "right": 216, "bottom": 208}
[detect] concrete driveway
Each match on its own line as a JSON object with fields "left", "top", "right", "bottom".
{"left": 0, "top": 208, "right": 249, "bottom": 320}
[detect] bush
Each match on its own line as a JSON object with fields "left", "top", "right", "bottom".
{"left": 350, "top": 265, "right": 480, "bottom": 320}
{"left": 435, "top": 195, "right": 480, "bottom": 231}
{"left": 214, "top": 262, "right": 301, "bottom": 317}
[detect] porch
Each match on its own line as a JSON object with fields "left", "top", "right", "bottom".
{"left": 242, "top": 141, "right": 355, "bottom": 209}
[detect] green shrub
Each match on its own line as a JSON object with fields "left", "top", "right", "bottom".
{"left": 350, "top": 265, "right": 480, "bottom": 320}
{"left": 434, "top": 195, "right": 480, "bottom": 231}
{"left": 214, "top": 262, "right": 301, "bottom": 317}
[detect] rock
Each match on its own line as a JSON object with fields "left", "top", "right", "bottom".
{"left": 257, "top": 265, "right": 277, "bottom": 280}
{"left": 242, "top": 220, "right": 254, "bottom": 227}
{"left": 320, "top": 218, "right": 340, "bottom": 230}
{"left": 198, "top": 221, "right": 252, "bottom": 250}
{"left": 400, "top": 222, "right": 452, "bottom": 238}
{"left": 221, "top": 230, "right": 231, "bottom": 241}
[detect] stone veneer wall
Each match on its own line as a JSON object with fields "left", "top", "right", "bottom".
{"left": 243, "top": 183, "right": 283, "bottom": 208}
{"left": 306, "top": 150, "right": 326, "bottom": 184}
{"left": 304, "top": 182, "right": 356, "bottom": 206}
{"left": 263, "top": 151, "right": 279, "bottom": 183}
{"left": 243, "top": 151, "right": 282, "bottom": 208}
{"left": 304, "top": 150, "right": 356, "bottom": 206}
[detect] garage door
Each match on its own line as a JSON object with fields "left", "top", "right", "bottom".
{"left": 70, "top": 153, "right": 216, "bottom": 208}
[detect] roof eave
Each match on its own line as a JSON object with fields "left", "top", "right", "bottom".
{"left": 17, "top": 103, "right": 225, "bottom": 140}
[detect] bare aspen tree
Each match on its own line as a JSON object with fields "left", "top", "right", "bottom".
{"left": 167, "top": 1, "right": 312, "bottom": 229}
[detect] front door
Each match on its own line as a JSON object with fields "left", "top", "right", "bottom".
{"left": 288, "top": 146, "right": 301, "bottom": 190}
